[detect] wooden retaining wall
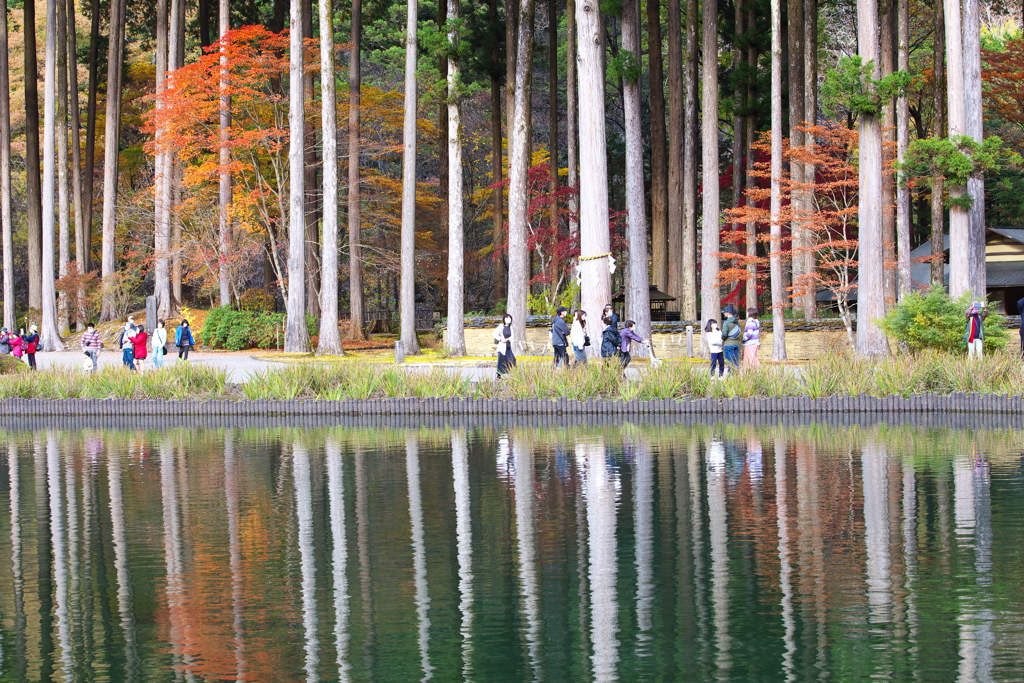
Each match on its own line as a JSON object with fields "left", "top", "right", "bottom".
{"left": 0, "top": 393, "right": 1021, "bottom": 420}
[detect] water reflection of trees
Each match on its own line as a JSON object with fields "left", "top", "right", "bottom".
{"left": 0, "top": 423, "right": 1018, "bottom": 680}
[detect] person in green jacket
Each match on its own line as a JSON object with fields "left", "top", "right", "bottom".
{"left": 721, "top": 306, "right": 742, "bottom": 370}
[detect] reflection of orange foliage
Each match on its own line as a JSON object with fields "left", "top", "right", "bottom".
{"left": 152, "top": 462, "right": 305, "bottom": 680}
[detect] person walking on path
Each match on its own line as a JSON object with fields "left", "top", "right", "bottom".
{"left": 705, "top": 319, "right": 725, "bottom": 377}
{"left": 964, "top": 302, "right": 988, "bottom": 359}
{"left": 601, "top": 316, "right": 621, "bottom": 360}
{"left": 552, "top": 307, "right": 571, "bottom": 368}
{"left": 129, "top": 325, "right": 149, "bottom": 373}
{"left": 120, "top": 316, "right": 137, "bottom": 370}
{"left": 21, "top": 326, "right": 40, "bottom": 370}
{"left": 0, "top": 328, "right": 11, "bottom": 354}
{"left": 721, "top": 308, "right": 742, "bottom": 371}
{"left": 152, "top": 320, "right": 168, "bottom": 369}
{"left": 176, "top": 319, "right": 196, "bottom": 361}
{"left": 493, "top": 313, "right": 516, "bottom": 378}
{"left": 742, "top": 308, "right": 762, "bottom": 370}
{"left": 619, "top": 320, "right": 649, "bottom": 370}
{"left": 570, "top": 310, "right": 589, "bottom": 366}
{"left": 80, "top": 322, "right": 103, "bottom": 372}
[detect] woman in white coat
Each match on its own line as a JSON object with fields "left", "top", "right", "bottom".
{"left": 494, "top": 313, "right": 516, "bottom": 378}
{"left": 570, "top": 309, "right": 589, "bottom": 365}
{"left": 151, "top": 319, "right": 169, "bottom": 369}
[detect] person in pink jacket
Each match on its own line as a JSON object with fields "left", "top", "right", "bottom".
{"left": 8, "top": 333, "right": 22, "bottom": 358}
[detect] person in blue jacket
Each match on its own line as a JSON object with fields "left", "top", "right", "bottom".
{"left": 175, "top": 319, "right": 196, "bottom": 361}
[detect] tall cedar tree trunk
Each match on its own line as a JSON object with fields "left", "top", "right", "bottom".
{"left": 69, "top": 0, "right": 86, "bottom": 327}
{"left": 566, "top": 0, "right": 578, "bottom": 236}
{"left": 770, "top": 0, "right": 787, "bottom": 359}
{"left": 931, "top": 0, "right": 945, "bottom": 286}
{"left": 84, "top": 0, "right": 100, "bottom": 274}
{"left": 700, "top": 0, "right": 720, "bottom": 328}
{"left": 549, "top": 0, "right": 558, "bottom": 256}
{"left": 99, "top": 0, "right": 125, "bottom": 321}
{"left": 285, "top": 0, "right": 311, "bottom": 351}
{"left": 218, "top": 0, "right": 232, "bottom": 306}
{"left": 506, "top": 0, "right": 517, "bottom": 164}
{"left": 787, "top": 0, "right": 804, "bottom": 314}
{"left": 622, "top": 0, "right": 650, "bottom": 331}
{"left": 730, "top": 1, "right": 744, "bottom": 262}
{"left": 438, "top": 0, "right": 449, "bottom": 299}
{"left": 446, "top": 0, "right": 466, "bottom": 356}
{"left": 172, "top": 0, "right": 185, "bottom": 306}
{"left": 856, "top": 0, "right": 889, "bottom": 355}
{"left": 399, "top": 0, "right": 421, "bottom": 354}
{"left": 575, "top": 0, "right": 612, "bottom": 330}
{"left": 56, "top": 0, "right": 70, "bottom": 333}
{"left": 318, "top": 0, "right": 344, "bottom": 354}
{"left": 801, "top": 0, "right": 818, "bottom": 317}
{"left": 0, "top": 0, "right": 12, "bottom": 329}
{"left": 962, "top": 0, "right": 985, "bottom": 298}
{"left": 488, "top": 0, "right": 505, "bottom": 303}
{"left": 506, "top": 0, "right": 534, "bottom": 353}
{"left": 25, "top": 0, "right": 42, "bottom": 312}
{"left": 665, "top": 0, "right": 683, "bottom": 311}
{"left": 745, "top": 5, "right": 758, "bottom": 312}
{"left": 41, "top": 0, "right": 65, "bottom": 349}
{"left": 682, "top": 0, "right": 698, "bottom": 319}
{"left": 304, "top": 0, "right": 321, "bottom": 319}
{"left": 880, "top": 0, "right": 896, "bottom": 307}
{"left": 944, "top": 0, "right": 968, "bottom": 297}
{"left": 648, "top": 0, "right": 668, "bottom": 290}
{"left": 896, "top": 0, "right": 911, "bottom": 298}
{"left": 348, "top": 0, "right": 366, "bottom": 340}
{"left": 154, "top": 0, "right": 171, "bottom": 318}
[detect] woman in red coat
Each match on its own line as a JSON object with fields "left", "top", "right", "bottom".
{"left": 129, "top": 325, "right": 149, "bottom": 372}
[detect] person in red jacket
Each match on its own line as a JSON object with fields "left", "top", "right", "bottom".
{"left": 129, "top": 325, "right": 149, "bottom": 372}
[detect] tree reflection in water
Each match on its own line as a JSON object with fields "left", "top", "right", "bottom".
{"left": 0, "top": 422, "right": 1018, "bottom": 681}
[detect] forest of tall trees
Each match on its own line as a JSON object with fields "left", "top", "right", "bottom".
{"left": 0, "top": 0, "right": 1020, "bottom": 354}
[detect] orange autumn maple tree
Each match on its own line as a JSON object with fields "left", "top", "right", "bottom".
{"left": 983, "top": 38, "right": 1024, "bottom": 132}
{"left": 724, "top": 124, "right": 893, "bottom": 342}
{"left": 148, "top": 25, "right": 440, "bottom": 304}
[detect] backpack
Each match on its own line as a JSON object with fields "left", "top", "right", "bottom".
{"left": 601, "top": 327, "right": 621, "bottom": 357}
{"left": 725, "top": 320, "right": 741, "bottom": 340}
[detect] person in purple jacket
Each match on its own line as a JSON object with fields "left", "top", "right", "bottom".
{"left": 619, "top": 320, "right": 649, "bottom": 370}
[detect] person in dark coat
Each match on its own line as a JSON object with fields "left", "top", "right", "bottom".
{"left": 1018, "top": 296, "right": 1024, "bottom": 359}
{"left": 551, "top": 306, "right": 570, "bottom": 368}
{"left": 493, "top": 313, "right": 516, "bottom": 377}
{"left": 601, "top": 317, "right": 621, "bottom": 359}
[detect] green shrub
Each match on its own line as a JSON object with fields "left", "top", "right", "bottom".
{"left": 203, "top": 307, "right": 289, "bottom": 351}
{"left": 879, "top": 286, "right": 1009, "bottom": 353}
{"left": 0, "top": 354, "right": 28, "bottom": 375}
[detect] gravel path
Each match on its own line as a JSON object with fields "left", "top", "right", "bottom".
{"left": 33, "top": 350, "right": 280, "bottom": 383}
{"left": 30, "top": 351, "right": 642, "bottom": 383}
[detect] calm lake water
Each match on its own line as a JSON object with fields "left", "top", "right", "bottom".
{"left": 0, "top": 419, "right": 1022, "bottom": 682}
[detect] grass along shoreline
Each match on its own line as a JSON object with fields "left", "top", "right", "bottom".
{"left": 0, "top": 351, "right": 1021, "bottom": 401}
